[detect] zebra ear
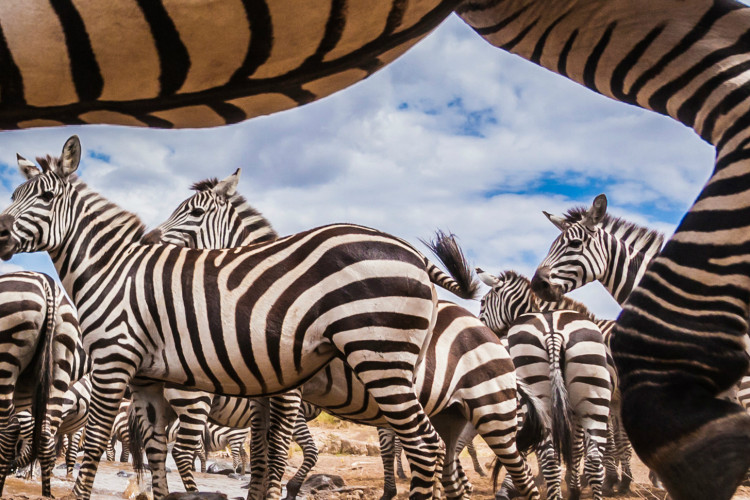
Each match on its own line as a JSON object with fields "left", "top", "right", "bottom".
{"left": 543, "top": 211, "right": 569, "bottom": 231}
{"left": 583, "top": 194, "right": 607, "bottom": 229}
{"left": 213, "top": 168, "right": 241, "bottom": 200}
{"left": 476, "top": 267, "right": 499, "bottom": 287}
{"left": 58, "top": 135, "right": 81, "bottom": 177}
{"left": 17, "top": 154, "right": 40, "bottom": 180}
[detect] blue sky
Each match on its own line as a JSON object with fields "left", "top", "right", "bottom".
{"left": 0, "top": 14, "right": 715, "bottom": 319}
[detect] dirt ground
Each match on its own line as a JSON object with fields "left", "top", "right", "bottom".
{"left": 2, "top": 420, "right": 750, "bottom": 500}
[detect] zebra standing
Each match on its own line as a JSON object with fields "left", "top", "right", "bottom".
{"left": 0, "top": 271, "right": 87, "bottom": 497}
{"left": 0, "top": 136, "right": 489, "bottom": 500}
{"left": 107, "top": 399, "right": 131, "bottom": 463}
{"left": 475, "top": 269, "right": 612, "bottom": 500}
{"left": 147, "top": 169, "right": 546, "bottom": 500}
{"left": 194, "top": 423, "right": 249, "bottom": 474}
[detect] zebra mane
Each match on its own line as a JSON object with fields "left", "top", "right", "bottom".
{"left": 71, "top": 176, "right": 146, "bottom": 241}
{"left": 190, "top": 176, "right": 278, "bottom": 243}
{"left": 497, "top": 269, "right": 599, "bottom": 322}
{"left": 36, "top": 155, "right": 57, "bottom": 173}
{"left": 563, "top": 206, "right": 664, "bottom": 255}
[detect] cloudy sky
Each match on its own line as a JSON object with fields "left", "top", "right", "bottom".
{"left": 0, "top": 14, "right": 715, "bottom": 320}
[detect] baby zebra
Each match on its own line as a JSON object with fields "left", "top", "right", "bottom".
{"left": 476, "top": 269, "right": 612, "bottom": 500}
{"left": 0, "top": 271, "right": 87, "bottom": 497}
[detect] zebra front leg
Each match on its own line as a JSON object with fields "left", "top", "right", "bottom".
{"left": 284, "top": 413, "right": 320, "bottom": 500}
{"left": 264, "top": 389, "right": 303, "bottom": 499}
{"left": 73, "top": 372, "right": 131, "bottom": 500}
{"left": 129, "top": 382, "right": 172, "bottom": 499}
{"left": 376, "top": 427, "right": 398, "bottom": 500}
{"left": 168, "top": 390, "right": 211, "bottom": 491}
{"left": 466, "top": 442, "right": 486, "bottom": 477}
{"left": 246, "top": 398, "right": 270, "bottom": 500}
{"left": 66, "top": 429, "right": 83, "bottom": 476}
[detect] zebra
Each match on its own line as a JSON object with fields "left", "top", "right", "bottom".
{"left": 475, "top": 269, "right": 612, "bottom": 500}
{"left": 146, "top": 169, "right": 546, "bottom": 499}
{"left": 392, "top": 435, "right": 487, "bottom": 480}
{"left": 194, "top": 423, "right": 249, "bottom": 474}
{"left": 0, "top": 271, "right": 87, "bottom": 497}
{"left": 2, "top": 4, "right": 750, "bottom": 495}
{"left": 106, "top": 399, "right": 131, "bottom": 463}
{"left": 0, "top": 135, "right": 494, "bottom": 500}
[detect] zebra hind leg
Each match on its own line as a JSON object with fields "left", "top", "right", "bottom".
{"left": 246, "top": 398, "right": 270, "bottom": 500}
{"left": 564, "top": 425, "right": 585, "bottom": 500}
{"left": 66, "top": 429, "right": 83, "bottom": 476}
{"left": 582, "top": 434, "right": 605, "bottom": 500}
{"left": 283, "top": 412, "right": 319, "bottom": 500}
{"left": 128, "top": 383, "right": 172, "bottom": 498}
{"left": 394, "top": 435, "right": 407, "bottom": 479}
{"left": 601, "top": 416, "right": 619, "bottom": 496}
{"left": 0, "top": 402, "right": 19, "bottom": 496}
{"left": 264, "top": 390, "right": 303, "bottom": 500}
{"left": 376, "top": 427, "right": 398, "bottom": 500}
{"left": 466, "top": 441, "right": 486, "bottom": 477}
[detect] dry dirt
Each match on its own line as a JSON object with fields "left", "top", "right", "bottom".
{"left": 2, "top": 420, "right": 750, "bottom": 500}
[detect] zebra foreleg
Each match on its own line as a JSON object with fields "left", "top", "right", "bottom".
{"left": 168, "top": 391, "right": 211, "bottom": 491}
{"left": 265, "top": 390, "right": 303, "bottom": 499}
{"left": 66, "top": 429, "right": 83, "bottom": 475}
{"left": 376, "top": 427, "right": 398, "bottom": 500}
{"left": 284, "top": 413, "right": 320, "bottom": 500}
{"left": 129, "top": 383, "right": 172, "bottom": 499}
{"left": 246, "top": 398, "right": 270, "bottom": 500}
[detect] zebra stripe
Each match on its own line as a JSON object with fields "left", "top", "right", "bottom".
{"left": 0, "top": 271, "right": 86, "bottom": 498}
{"left": 148, "top": 170, "right": 543, "bottom": 499}
{"left": 0, "top": 136, "right": 464, "bottom": 500}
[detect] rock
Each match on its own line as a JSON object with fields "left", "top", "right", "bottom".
{"left": 228, "top": 472, "right": 249, "bottom": 480}
{"left": 206, "top": 461, "right": 235, "bottom": 475}
{"left": 117, "top": 470, "right": 134, "bottom": 478}
{"left": 300, "top": 473, "right": 346, "bottom": 495}
{"left": 318, "top": 435, "right": 378, "bottom": 456}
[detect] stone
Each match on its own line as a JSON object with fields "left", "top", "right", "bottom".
{"left": 300, "top": 473, "right": 347, "bottom": 495}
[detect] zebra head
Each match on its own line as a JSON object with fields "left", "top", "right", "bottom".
{"left": 477, "top": 268, "right": 538, "bottom": 336}
{"left": 531, "top": 194, "right": 609, "bottom": 301}
{"left": 144, "top": 169, "right": 242, "bottom": 248}
{"left": 0, "top": 136, "right": 81, "bottom": 261}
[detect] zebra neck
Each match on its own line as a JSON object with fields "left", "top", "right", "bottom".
{"left": 231, "top": 198, "right": 278, "bottom": 247}
{"left": 49, "top": 182, "right": 145, "bottom": 301}
{"left": 600, "top": 240, "right": 655, "bottom": 305}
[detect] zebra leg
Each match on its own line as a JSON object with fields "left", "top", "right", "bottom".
{"left": 582, "top": 434, "right": 605, "bottom": 500}
{"left": 246, "top": 398, "right": 270, "bottom": 500}
{"left": 466, "top": 441, "right": 486, "bottom": 477}
{"left": 376, "top": 427, "right": 398, "bottom": 500}
{"left": 565, "top": 425, "right": 584, "bottom": 500}
{"left": 72, "top": 367, "right": 134, "bottom": 499}
{"left": 265, "top": 390, "right": 303, "bottom": 499}
{"left": 167, "top": 389, "right": 211, "bottom": 491}
{"left": 601, "top": 417, "right": 618, "bottom": 496}
{"left": 614, "top": 416, "right": 633, "bottom": 494}
{"left": 340, "top": 355, "right": 445, "bottom": 499}
{"left": 394, "top": 435, "right": 407, "bottom": 479}
{"left": 129, "top": 383, "right": 172, "bottom": 499}
{"left": 229, "top": 433, "right": 245, "bottom": 473}
{"left": 535, "top": 438, "right": 562, "bottom": 500}
{"left": 0, "top": 406, "right": 19, "bottom": 496}
{"left": 66, "top": 429, "right": 83, "bottom": 476}
{"left": 284, "top": 413, "right": 320, "bottom": 500}
{"left": 106, "top": 435, "right": 116, "bottom": 462}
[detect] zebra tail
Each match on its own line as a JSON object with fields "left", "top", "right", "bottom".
{"left": 29, "top": 276, "right": 57, "bottom": 466}
{"left": 128, "top": 406, "right": 145, "bottom": 481}
{"left": 420, "top": 229, "right": 479, "bottom": 300}
{"left": 515, "top": 379, "right": 551, "bottom": 452}
{"left": 546, "top": 331, "right": 574, "bottom": 468}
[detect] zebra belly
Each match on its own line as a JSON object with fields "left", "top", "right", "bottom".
{"left": 0, "top": 1, "right": 455, "bottom": 128}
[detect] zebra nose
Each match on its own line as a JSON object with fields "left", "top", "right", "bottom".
{"left": 530, "top": 267, "right": 553, "bottom": 296}
{"left": 0, "top": 214, "right": 13, "bottom": 240}
{"left": 142, "top": 228, "right": 162, "bottom": 244}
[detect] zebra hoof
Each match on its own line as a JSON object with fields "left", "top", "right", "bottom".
{"left": 603, "top": 472, "right": 619, "bottom": 496}
{"left": 618, "top": 475, "right": 632, "bottom": 494}
{"left": 567, "top": 487, "right": 581, "bottom": 500}
{"left": 379, "top": 485, "right": 397, "bottom": 500}
{"left": 283, "top": 479, "right": 302, "bottom": 500}
{"left": 648, "top": 410, "right": 750, "bottom": 500}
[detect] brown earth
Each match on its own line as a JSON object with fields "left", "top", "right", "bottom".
{"left": 2, "top": 419, "right": 750, "bottom": 500}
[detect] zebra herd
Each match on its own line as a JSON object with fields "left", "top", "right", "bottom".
{"left": 3, "top": 1, "right": 750, "bottom": 498}
{"left": 0, "top": 132, "right": 734, "bottom": 500}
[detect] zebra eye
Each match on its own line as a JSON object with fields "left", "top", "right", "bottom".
{"left": 190, "top": 208, "right": 205, "bottom": 217}
{"left": 40, "top": 191, "right": 54, "bottom": 203}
